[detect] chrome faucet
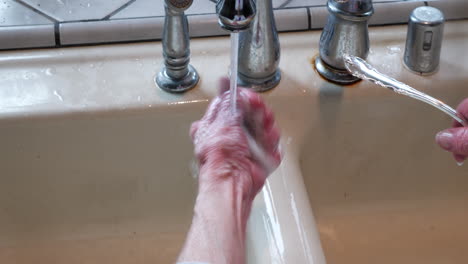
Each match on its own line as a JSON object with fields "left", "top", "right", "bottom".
{"left": 238, "top": 0, "right": 281, "bottom": 91}
{"left": 216, "top": 0, "right": 280, "bottom": 92}
{"left": 156, "top": 0, "right": 199, "bottom": 93}
{"left": 315, "top": 0, "right": 374, "bottom": 85}
{"left": 216, "top": 0, "right": 256, "bottom": 32}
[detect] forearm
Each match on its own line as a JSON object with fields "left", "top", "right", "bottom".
{"left": 177, "top": 172, "right": 253, "bottom": 264}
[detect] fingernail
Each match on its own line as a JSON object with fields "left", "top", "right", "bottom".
{"left": 436, "top": 131, "right": 454, "bottom": 151}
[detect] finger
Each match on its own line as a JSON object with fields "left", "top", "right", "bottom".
{"left": 218, "top": 77, "right": 230, "bottom": 95}
{"left": 265, "top": 125, "right": 280, "bottom": 153}
{"left": 452, "top": 98, "right": 468, "bottom": 128}
{"left": 263, "top": 107, "right": 274, "bottom": 131}
{"left": 453, "top": 153, "right": 467, "bottom": 164}
{"left": 202, "top": 95, "right": 223, "bottom": 123}
{"left": 239, "top": 89, "right": 266, "bottom": 135}
{"left": 190, "top": 121, "right": 200, "bottom": 139}
{"left": 436, "top": 127, "right": 468, "bottom": 156}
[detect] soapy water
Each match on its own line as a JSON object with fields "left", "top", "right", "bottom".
{"left": 343, "top": 54, "right": 468, "bottom": 127}
{"left": 229, "top": 32, "right": 280, "bottom": 175}
{"left": 386, "top": 46, "right": 401, "bottom": 55}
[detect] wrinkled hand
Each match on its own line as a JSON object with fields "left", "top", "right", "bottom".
{"left": 436, "top": 98, "right": 468, "bottom": 164}
{"left": 190, "top": 78, "right": 281, "bottom": 199}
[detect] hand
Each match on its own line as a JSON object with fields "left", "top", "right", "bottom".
{"left": 436, "top": 98, "right": 468, "bottom": 164}
{"left": 190, "top": 78, "right": 281, "bottom": 200}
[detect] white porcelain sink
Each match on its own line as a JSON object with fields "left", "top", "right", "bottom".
{"left": 0, "top": 20, "right": 467, "bottom": 264}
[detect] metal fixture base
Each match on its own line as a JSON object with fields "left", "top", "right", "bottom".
{"left": 315, "top": 57, "right": 361, "bottom": 85}
{"left": 237, "top": 70, "right": 281, "bottom": 92}
{"left": 156, "top": 64, "right": 199, "bottom": 93}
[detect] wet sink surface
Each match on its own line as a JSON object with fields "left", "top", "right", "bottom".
{"left": 1, "top": 21, "right": 467, "bottom": 264}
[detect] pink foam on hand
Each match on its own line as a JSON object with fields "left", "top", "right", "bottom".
{"left": 190, "top": 78, "right": 281, "bottom": 200}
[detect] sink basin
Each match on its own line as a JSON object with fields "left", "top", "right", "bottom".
{"left": 0, "top": 20, "right": 467, "bottom": 264}
{"left": 299, "top": 22, "right": 468, "bottom": 264}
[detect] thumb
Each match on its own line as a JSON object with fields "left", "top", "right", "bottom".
{"left": 218, "top": 77, "right": 230, "bottom": 95}
{"left": 436, "top": 128, "right": 468, "bottom": 156}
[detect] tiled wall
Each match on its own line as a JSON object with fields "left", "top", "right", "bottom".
{"left": 0, "top": 0, "right": 466, "bottom": 50}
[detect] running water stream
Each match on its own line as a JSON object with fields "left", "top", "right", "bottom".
{"left": 343, "top": 54, "right": 467, "bottom": 127}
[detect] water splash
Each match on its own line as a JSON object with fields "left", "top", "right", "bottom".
{"left": 386, "top": 46, "right": 401, "bottom": 55}
{"left": 343, "top": 54, "right": 467, "bottom": 126}
{"left": 229, "top": 32, "right": 239, "bottom": 114}
{"left": 53, "top": 90, "right": 63, "bottom": 101}
{"left": 44, "top": 68, "right": 56, "bottom": 76}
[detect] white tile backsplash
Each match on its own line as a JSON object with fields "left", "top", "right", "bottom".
{"left": 369, "top": 1, "right": 425, "bottom": 25}
{"left": 274, "top": 0, "right": 325, "bottom": 9}
{"left": 428, "top": 0, "right": 468, "bottom": 20}
{"left": 0, "top": 0, "right": 52, "bottom": 26}
{"left": 0, "top": 24, "right": 55, "bottom": 49}
{"left": 60, "top": 17, "right": 164, "bottom": 45}
{"left": 309, "top": 5, "right": 328, "bottom": 29}
{"left": 111, "top": 0, "right": 215, "bottom": 19}
{"left": 0, "top": 0, "right": 466, "bottom": 50}
{"left": 111, "top": 0, "right": 165, "bottom": 18}
{"left": 275, "top": 8, "right": 309, "bottom": 31}
{"left": 20, "top": 0, "right": 131, "bottom": 21}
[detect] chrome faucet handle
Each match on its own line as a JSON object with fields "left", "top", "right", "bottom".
{"left": 156, "top": 0, "right": 199, "bottom": 93}
{"left": 237, "top": 0, "right": 281, "bottom": 91}
{"left": 216, "top": 0, "right": 256, "bottom": 32}
{"left": 315, "top": 0, "right": 374, "bottom": 85}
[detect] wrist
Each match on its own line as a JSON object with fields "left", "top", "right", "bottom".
{"left": 194, "top": 168, "right": 255, "bottom": 224}
{"left": 197, "top": 163, "right": 255, "bottom": 203}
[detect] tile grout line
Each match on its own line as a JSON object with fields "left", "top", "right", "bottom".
{"left": 54, "top": 22, "right": 61, "bottom": 46}
{"left": 15, "top": 0, "right": 58, "bottom": 22}
{"left": 103, "top": 0, "right": 138, "bottom": 20}
{"left": 306, "top": 7, "right": 311, "bottom": 30}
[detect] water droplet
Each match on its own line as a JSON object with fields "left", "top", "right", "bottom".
{"left": 148, "top": 104, "right": 152, "bottom": 108}
{"left": 45, "top": 68, "right": 56, "bottom": 76}
{"left": 22, "top": 72, "right": 37, "bottom": 80}
{"left": 386, "top": 46, "right": 401, "bottom": 55}
{"left": 137, "top": 96, "right": 141, "bottom": 101}
{"left": 53, "top": 90, "right": 64, "bottom": 101}
{"left": 68, "top": 10, "right": 73, "bottom": 14}
{"left": 86, "top": 2, "right": 91, "bottom": 7}
{"left": 89, "top": 63, "right": 94, "bottom": 68}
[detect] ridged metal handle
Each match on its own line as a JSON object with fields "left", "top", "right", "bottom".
{"left": 156, "top": 1, "right": 199, "bottom": 93}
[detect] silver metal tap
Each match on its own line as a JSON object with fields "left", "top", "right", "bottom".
{"left": 404, "top": 6, "right": 445, "bottom": 75}
{"left": 238, "top": 0, "right": 281, "bottom": 91}
{"left": 156, "top": 0, "right": 199, "bottom": 93}
{"left": 315, "top": 0, "right": 374, "bottom": 85}
{"left": 216, "top": 0, "right": 256, "bottom": 32}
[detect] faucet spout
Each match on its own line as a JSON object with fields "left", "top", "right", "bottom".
{"left": 216, "top": 0, "right": 256, "bottom": 32}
